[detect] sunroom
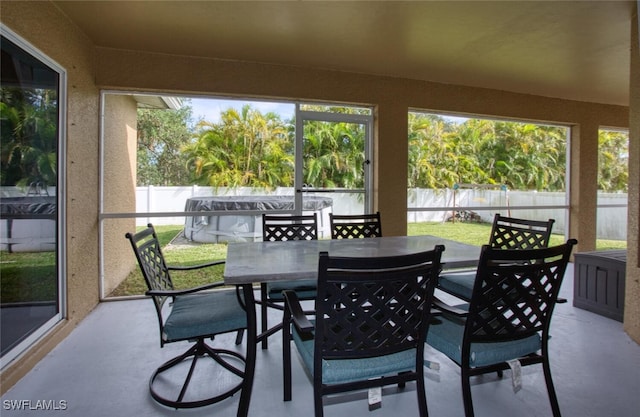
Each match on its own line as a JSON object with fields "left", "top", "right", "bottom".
{"left": 1, "top": 2, "right": 639, "bottom": 416}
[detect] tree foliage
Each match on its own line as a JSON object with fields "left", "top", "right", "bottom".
{"left": 184, "top": 105, "right": 293, "bottom": 188}
{"left": 1, "top": 91, "right": 628, "bottom": 194}
{"left": 408, "top": 113, "right": 569, "bottom": 191}
{"left": 302, "top": 119, "right": 366, "bottom": 189}
{"left": 184, "top": 104, "right": 368, "bottom": 189}
{"left": 0, "top": 87, "right": 58, "bottom": 188}
{"left": 598, "top": 130, "right": 629, "bottom": 192}
{"left": 181, "top": 106, "right": 627, "bottom": 193}
{"left": 136, "top": 104, "right": 194, "bottom": 186}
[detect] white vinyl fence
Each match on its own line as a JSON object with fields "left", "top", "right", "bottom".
{"left": 136, "top": 186, "right": 628, "bottom": 240}
{"left": 0, "top": 186, "right": 626, "bottom": 252}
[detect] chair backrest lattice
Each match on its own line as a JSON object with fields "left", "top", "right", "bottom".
{"left": 329, "top": 212, "right": 382, "bottom": 239}
{"left": 315, "top": 247, "right": 443, "bottom": 360}
{"left": 489, "top": 214, "right": 555, "bottom": 250}
{"left": 262, "top": 214, "right": 319, "bottom": 241}
{"left": 125, "top": 224, "right": 174, "bottom": 322}
{"left": 466, "top": 240, "right": 576, "bottom": 344}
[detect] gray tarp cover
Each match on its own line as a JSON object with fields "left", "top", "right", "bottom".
{"left": 184, "top": 195, "right": 333, "bottom": 211}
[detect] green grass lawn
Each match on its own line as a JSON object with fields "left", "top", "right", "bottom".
{"left": 108, "top": 225, "right": 229, "bottom": 297}
{"left": 109, "top": 222, "right": 626, "bottom": 297}
{"left": 0, "top": 251, "right": 57, "bottom": 303}
{"left": 408, "top": 221, "right": 626, "bottom": 250}
{"left": 1, "top": 222, "right": 627, "bottom": 301}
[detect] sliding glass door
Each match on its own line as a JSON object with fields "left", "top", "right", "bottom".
{"left": 295, "top": 105, "right": 372, "bottom": 228}
{"left": 0, "top": 29, "right": 66, "bottom": 366}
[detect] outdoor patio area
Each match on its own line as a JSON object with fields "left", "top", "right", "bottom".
{"left": 2, "top": 265, "right": 639, "bottom": 417}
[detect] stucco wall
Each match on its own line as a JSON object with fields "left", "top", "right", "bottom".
{"left": 625, "top": 6, "right": 640, "bottom": 343}
{"left": 1, "top": 1, "right": 100, "bottom": 390}
{"left": 102, "top": 95, "right": 138, "bottom": 296}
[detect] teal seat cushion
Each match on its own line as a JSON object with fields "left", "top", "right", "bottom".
{"left": 438, "top": 271, "right": 476, "bottom": 300}
{"left": 292, "top": 321, "right": 416, "bottom": 384}
{"left": 163, "top": 290, "right": 247, "bottom": 343}
{"left": 267, "top": 279, "right": 317, "bottom": 301}
{"left": 426, "top": 310, "right": 541, "bottom": 368}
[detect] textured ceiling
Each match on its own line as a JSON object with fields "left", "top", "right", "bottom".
{"left": 53, "top": 1, "right": 634, "bottom": 105}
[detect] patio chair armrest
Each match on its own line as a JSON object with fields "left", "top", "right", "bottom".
{"left": 167, "top": 260, "right": 226, "bottom": 271}
{"left": 146, "top": 282, "right": 226, "bottom": 297}
{"left": 432, "top": 296, "right": 468, "bottom": 317}
{"left": 282, "top": 290, "right": 314, "bottom": 333}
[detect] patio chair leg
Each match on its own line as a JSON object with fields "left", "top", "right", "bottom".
{"left": 203, "top": 344, "right": 246, "bottom": 378}
{"left": 149, "top": 339, "right": 246, "bottom": 409}
{"left": 416, "top": 369, "right": 429, "bottom": 417}
{"left": 155, "top": 343, "right": 199, "bottom": 374}
{"left": 235, "top": 329, "right": 244, "bottom": 345}
{"left": 461, "top": 369, "right": 475, "bottom": 417}
{"left": 542, "top": 358, "right": 562, "bottom": 417}
{"left": 314, "top": 387, "right": 324, "bottom": 417}
{"left": 283, "top": 310, "right": 292, "bottom": 401}
{"left": 176, "top": 350, "right": 200, "bottom": 404}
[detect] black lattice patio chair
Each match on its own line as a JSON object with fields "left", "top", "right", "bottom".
{"left": 427, "top": 239, "right": 577, "bottom": 417}
{"left": 329, "top": 211, "right": 382, "bottom": 239}
{"left": 283, "top": 246, "right": 444, "bottom": 417}
{"left": 438, "top": 214, "right": 555, "bottom": 301}
{"left": 125, "top": 224, "right": 247, "bottom": 409}
{"left": 259, "top": 213, "right": 319, "bottom": 349}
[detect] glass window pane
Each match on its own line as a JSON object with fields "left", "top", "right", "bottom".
{"left": 597, "top": 129, "right": 628, "bottom": 250}
{"left": 407, "top": 111, "right": 568, "bottom": 246}
{"left": 1, "top": 35, "right": 60, "bottom": 358}
{"left": 101, "top": 94, "right": 373, "bottom": 297}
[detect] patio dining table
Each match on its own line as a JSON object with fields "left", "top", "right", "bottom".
{"left": 223, "top": 234, "right": 481, "bottom": 417}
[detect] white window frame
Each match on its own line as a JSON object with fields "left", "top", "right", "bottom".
{"left": 0, "top": 25, "right": 67, "bottom": 370}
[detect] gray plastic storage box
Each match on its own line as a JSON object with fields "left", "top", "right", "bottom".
{"left": 573, "top": 250, "right": 626, "bottom": 321}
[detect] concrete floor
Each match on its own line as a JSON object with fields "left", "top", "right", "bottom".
{"left": 2, "top": 265, "right": 640, "bottom": 417}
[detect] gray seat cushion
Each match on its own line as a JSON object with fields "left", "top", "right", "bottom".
{"left": 163, "top": 290, "right": 246, "bottom": 343}
{"left": 438, "top": 271, "right": 476, "bottom": 300}
{"left": 267, "top": 279, "right": 317, "bottom": 301}
{"left": 292, "top": 321, "right": 417, "bottom": 384}
{"left": 426, "top": 308, "right": 541, "bottom": 368}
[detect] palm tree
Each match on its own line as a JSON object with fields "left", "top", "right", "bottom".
{"left": 407, "top": 114, "right": 569, "bottom": 192}
{"left": 184, "top": 105, "right": 293, "bottom": 189}
{"left": 450, "top": 119, "right": 494, "bottom": 186}
{"left": 303, "top": 120, "right": 365, "bottom": 189}
{"left": 408, "top": 112, "right": 458, "bottom": 188}
{"left": 0, "top": 87, "right": 57, "bottom": 189}
{"left": 598, "top": 130, "right": 629, "bottom": 192}
{"left": 486, "top": 122, "right": 566, "bottom": 191}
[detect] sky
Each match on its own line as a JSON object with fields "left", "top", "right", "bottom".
{"left": 187, "top": 97, "right": 469, "bottom": 125}
{"left": 189, "top": 97, "right": 294, "bottom": 123}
